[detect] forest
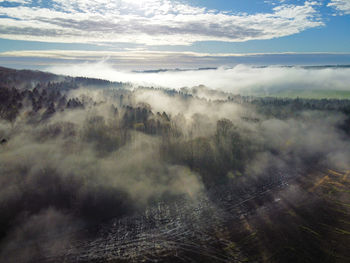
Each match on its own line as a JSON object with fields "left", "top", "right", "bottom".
{"left": 0, "top": 67, "right": 350, "bottom": 262}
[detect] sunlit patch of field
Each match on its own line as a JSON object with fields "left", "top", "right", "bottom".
{"left": 233, "top": 168, "right": 350, "bottom": 262}
{"left": 302, "top": 168, "right": 350, "bottom": 260}
{"left": 311, "top": 169, "right": 350, "bottom": 194}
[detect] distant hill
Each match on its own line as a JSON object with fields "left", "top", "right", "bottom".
{"left": 0, "top": 66, "right": 134, "bottom": 123}
{"left": 0, "top": 66, "right": 125, "bottom": 90}
{"left": 0, "top": 66, "right": 62, "bottom": 89}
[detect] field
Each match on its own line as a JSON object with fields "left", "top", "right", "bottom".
{"left": 0, "top": 67, "right": 350, "bottom": 262}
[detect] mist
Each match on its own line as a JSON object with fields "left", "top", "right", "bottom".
{"left": 1, "top": 67, "right": 350, "bottom": 262}
{"left": 47, "top": 63, "right": 350, "bottom": 95}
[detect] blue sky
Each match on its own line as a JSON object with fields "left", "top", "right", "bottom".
{"left": 0, "top": 0, "right": 349, "bottom": 69}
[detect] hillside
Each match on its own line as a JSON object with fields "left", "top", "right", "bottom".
{"left": 0, "top": 67, "right": 350, "bottom": 262}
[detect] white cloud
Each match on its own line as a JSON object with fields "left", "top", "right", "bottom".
{"left": 328, "top": 0, "right": 350, "bottom": 15}
{"left": 1, "top": 49, "right": 349, "bottom": 70}
{"left": 2, "top": 49, "right": 348, "bottom": 68}
{"left": 0, "top": 0, "right": 30, "bottom": 3}
{"left": 0, "top": 0, "right": 324, "bottom": 45}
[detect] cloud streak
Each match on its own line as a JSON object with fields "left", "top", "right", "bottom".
{"left": 1, "top": 50, "right": 350, "bottom": 70}
{"left": 328, "top": 0, "right": 350, "bottom": 15}
{"left": 0, "top": 0, "right": 324, "bottom": 45}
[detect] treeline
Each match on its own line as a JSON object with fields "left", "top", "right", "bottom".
{"left": 229, "top": 95, "right": 350, "bottom": 116}
{"left": 0, "top": 86, "right": 81, "bottom": 122}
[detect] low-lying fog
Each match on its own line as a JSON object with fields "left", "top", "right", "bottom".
{"left": 48, "top": 63, "right": 350, "bottom": 94}
{"left": 1, "top": 65, "right": 350, "bottom": 262}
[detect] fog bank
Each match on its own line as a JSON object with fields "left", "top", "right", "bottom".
{"left": 47, "top": 63, "right": 350, "bottom": 94}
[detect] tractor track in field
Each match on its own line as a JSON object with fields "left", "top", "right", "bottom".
{"left": 39, "top": 170, "right": 296, "bottom": 263}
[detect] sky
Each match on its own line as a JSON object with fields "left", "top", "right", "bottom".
{"left": 0, "top": 0, "right": 349, "bottom": 69}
